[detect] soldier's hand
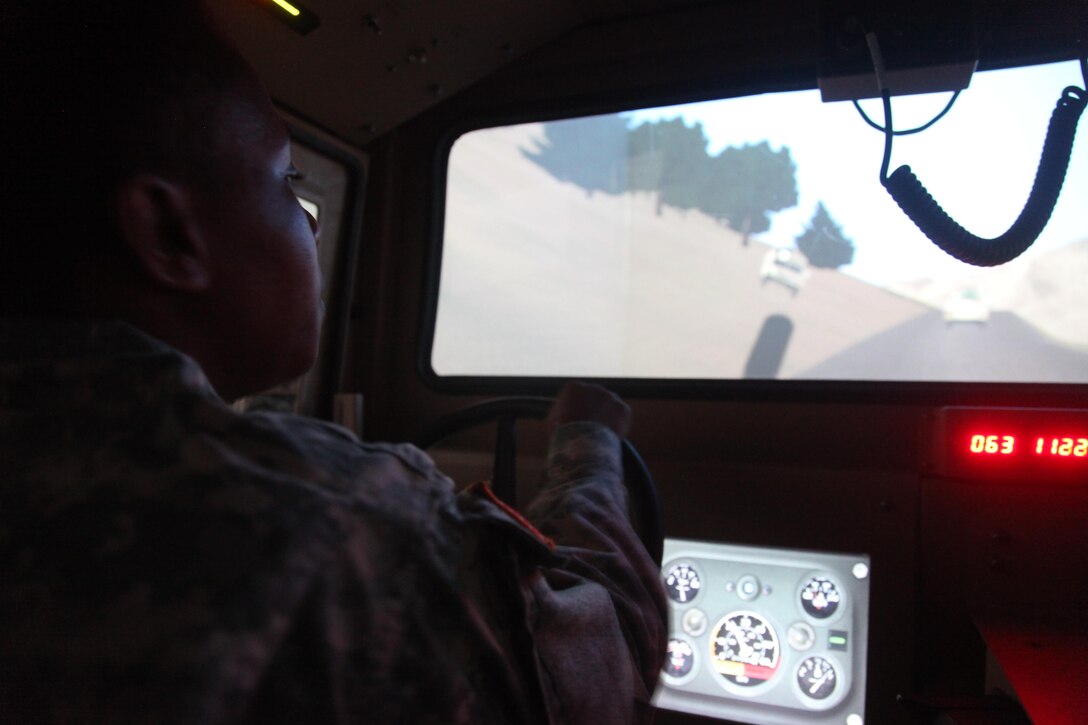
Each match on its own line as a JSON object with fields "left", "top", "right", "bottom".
{"left": 547, "top": 382, "right": 632, "bottom": 439}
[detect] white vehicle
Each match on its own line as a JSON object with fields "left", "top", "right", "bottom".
{"left": 943, "top": 290, "right": 991, "bottom": 324}
{"left": 760, "top": 247, "right": 810, "bottom": 294}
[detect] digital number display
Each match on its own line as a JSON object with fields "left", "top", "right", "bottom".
{"left": 967, "top": 434, "right": 1088, "bottom": 458}
{"left": 936, "top": 407, "right": 1088, "bottom": 482}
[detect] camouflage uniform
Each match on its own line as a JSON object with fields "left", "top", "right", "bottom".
{"left": 0, "top": 320, "right": 666, "bottom": 724}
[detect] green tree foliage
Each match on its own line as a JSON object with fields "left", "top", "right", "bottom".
{"left": 522, "top": 114, "right": 630, "bottom": 195}
{"left": 626, "top": 118, "right": 711, "bottom": 214}
{"left": 701, "top": 142, "right": 798, "bottom": 246}
{"left": 796, "top": 202, "right": 855, "bottom": 269}
{"left": 525, "top": 115, "right": 799, "bottom": 239}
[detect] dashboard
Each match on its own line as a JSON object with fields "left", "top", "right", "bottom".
{"left": 654, "top": 540, "right": 871, "bottom": 724}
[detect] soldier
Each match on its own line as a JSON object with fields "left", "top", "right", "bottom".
{"left": 0, "top": 2, "right": 666, "bottom": 723}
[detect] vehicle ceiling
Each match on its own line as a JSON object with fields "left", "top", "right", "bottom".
{"left": 210, "top": 0, "right": 730, "bottom": 144}
{"left": 211, "top": 0, "right": 1087, "bottom": 149}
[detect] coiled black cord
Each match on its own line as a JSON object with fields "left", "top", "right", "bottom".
{"left": 868, "top": 33, "right": 1088, "bottom": 267}
{"left": 881, "top": 85, "right": 1086, "bottom": 266}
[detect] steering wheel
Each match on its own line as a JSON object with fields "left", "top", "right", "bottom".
{"left": 413, "top": 397, "right": 663, "bottom": 566}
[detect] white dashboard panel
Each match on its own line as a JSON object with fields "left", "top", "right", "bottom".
{"left": 654, "top": 539, "right": 871, "bottom": 724}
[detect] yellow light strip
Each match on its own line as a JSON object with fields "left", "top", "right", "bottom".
{"left": 271, "top": 0, "right": 302, "bottom": 17}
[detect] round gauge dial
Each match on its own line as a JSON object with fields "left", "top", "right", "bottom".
{"left": 664, "top": 638, "right": 695, "bottom": 679}
{"left": 709, "top": 611, "right": 781, "bottom": 686}
{"left": 665, "top": 562, "right": 702, "bottom": 604}
{"left": 800, "top": 576, "right": 841, "bottom": 619}
{"left": 796, "top": 656, "right": 837, "bottom": 700}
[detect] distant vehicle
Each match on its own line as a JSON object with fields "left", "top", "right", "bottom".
{"left": 760, "top": 247, "right": 810, "bottom": 295}
{"left": 943, "top": 290, "right": 990, "bottom": 324}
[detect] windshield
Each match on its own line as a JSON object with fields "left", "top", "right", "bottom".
{"left": 432, "top": 60, "right": 1088, "bottom": 383}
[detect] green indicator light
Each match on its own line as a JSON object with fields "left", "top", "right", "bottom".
{"left": 830, "top": 636, "right": 847, "bottom": 645}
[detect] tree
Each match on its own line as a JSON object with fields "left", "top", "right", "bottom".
{"left": 626, "top": 118, "right": 711, "bottom": 214}
{"left": 523, "top": 114, "right": 630, "bottom": 195}
{"left": 524, "top": 116, "right": 799, "bottom": 240}
{"left": 796, "top": 202, "right": 855, "bottom": 269}
{"left": 700, "top": 141, "right": 797, "bottom": 245}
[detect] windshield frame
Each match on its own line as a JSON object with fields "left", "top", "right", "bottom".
{"left": 417, "top": 64, "right": 1088, "bottom": 408}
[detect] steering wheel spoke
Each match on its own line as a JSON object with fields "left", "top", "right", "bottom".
{"left": 493, "top": 414, "right": 518, "bottom": 504}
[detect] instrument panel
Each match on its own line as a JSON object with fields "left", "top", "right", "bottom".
{"left": 654, "top": 539, "right": 871, "bottom": 724}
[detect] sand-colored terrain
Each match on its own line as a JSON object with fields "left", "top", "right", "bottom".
{"left": 890, "top": 239, "right": 1088, "bottom": 353}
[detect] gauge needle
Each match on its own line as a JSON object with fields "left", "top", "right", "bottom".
{"left": 809, "top": 670, "right": 833, "bottom": 694}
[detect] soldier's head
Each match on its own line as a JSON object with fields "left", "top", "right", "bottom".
{"left": 0, "top": 0, "right": 322, "bottom": 400}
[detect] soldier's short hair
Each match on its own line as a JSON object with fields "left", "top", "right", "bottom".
{"left": 0, "top": 0, "right": 250, "bottom": 314}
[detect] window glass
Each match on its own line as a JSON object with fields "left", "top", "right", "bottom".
{"left": 433, "top": 61, "right": 1088, "bottom": 383}
{"left": 298, "top": 196, "right": 320, "bottom": 222}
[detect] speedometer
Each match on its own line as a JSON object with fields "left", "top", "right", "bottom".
{"left": 709, "top": 611, "right": 780, "bottom": 686}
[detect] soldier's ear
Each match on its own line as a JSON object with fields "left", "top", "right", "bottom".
{"left": 114, "top": 175, "right": 211, "bottom": 293}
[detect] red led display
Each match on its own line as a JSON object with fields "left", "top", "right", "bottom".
{"left": 935, "top": 408, "right": 1088, "bottom": 482}
{"left": 967, "top": 433, "right": 1088, "bottom": 458}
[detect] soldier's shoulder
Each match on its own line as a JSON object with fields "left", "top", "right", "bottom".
{"left": 204, "top": 411, "right": 457, "bottom": 533}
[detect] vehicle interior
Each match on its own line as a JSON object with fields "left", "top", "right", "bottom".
{"left": 210, "top": 1, "right": 1087, "bottom": 722}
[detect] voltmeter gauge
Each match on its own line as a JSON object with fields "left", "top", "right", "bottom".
{"left": 796, "top": 656, "right": 837, "bottom": 700}
{"left": 665, "top": 562, "right": 702, "bottom": 604}
{"left": 664, "top": 638, "right": 696, "bottom": 679}
{"left": 710, "top": 611, "right": 781, "bottom": 686}
{"left": 800, "top": 576, "right": 841, "bottom": 619}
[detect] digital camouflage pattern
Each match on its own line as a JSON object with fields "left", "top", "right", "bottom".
{"left": 0, "top": 320, "right": 666, "bottom": 724}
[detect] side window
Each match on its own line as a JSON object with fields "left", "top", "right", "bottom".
{"left": 297, "top": 197, "right": 320, "bottom": 223}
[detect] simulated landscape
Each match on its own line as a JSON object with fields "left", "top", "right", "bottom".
{"left": 434, "top": 122, "right": 1088, "bottom": 383}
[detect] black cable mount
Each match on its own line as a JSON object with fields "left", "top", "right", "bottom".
{"left": 853, "top": 91, "right": 961, "bottom": 136}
